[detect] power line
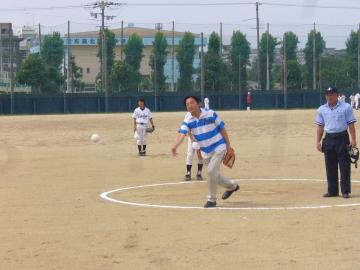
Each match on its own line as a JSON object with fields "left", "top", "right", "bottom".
{"left": 0, "top": 5, "right": 84, "bottom": 12}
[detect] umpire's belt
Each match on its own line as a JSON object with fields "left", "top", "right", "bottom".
{"left": 325, "top": 130, "right": 348, "bottom": 139}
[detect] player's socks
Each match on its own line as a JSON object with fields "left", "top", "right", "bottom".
{"left": 143, "top": 145, "right": 147, "bottom": 151}
{"left": 186, "top": 165, "right": 192, "bottom": 175}
{"left": 138, "top": 145, "right": 142, "bottom": 153}
{"left": 197, "top": 163, "right": 203, "bottom": 175}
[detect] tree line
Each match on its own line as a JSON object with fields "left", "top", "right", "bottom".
{"left": 15, "top": 28, "right": 360, "bottom": 94}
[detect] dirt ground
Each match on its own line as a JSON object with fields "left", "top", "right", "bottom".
{"left": 1, "top": 110, "right": 360, "bottom": 270}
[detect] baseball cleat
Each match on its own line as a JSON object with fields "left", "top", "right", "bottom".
{"left": 222, "top": 185, "right": 239, "bottom": 200}
{"left": 196, "top": 174, "right": 203, "bottom": 181}
{"left": 185, "top": 174, "right": 191, "bottom": 181}
{"left": 204, "top": 201, "right": 216, "bottom": 208}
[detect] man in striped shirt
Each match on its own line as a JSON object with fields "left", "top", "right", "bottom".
{"left": 171, "top": 96, "right": 239, "bottom": 208}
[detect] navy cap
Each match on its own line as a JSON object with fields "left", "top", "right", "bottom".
{"left": 325, "top": 86, "right": 338, "bottom": 94}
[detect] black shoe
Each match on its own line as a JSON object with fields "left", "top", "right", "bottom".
{"left": 196, "top": 174, "right": 203, "bottom": 181}
{"left": 342, "top": 193, "right": 351, "bottom": 199}
{"left": 204, "top": 201, "right": 216, "bottom": 208}
{"left": 184, "top": 174, "right": 191, "bottom": 181}
{"left": 323, "top": 193, "right": 339, "bottom": 197}
{"left": 222, "top": 185, "right": 240, "bottom": 200}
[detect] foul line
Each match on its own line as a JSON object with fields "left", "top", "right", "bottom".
{"left": 100, "top": 178, "right": 360, "bottom": 211}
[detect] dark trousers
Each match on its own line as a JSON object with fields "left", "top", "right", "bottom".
{"left": 322, "top": 131, "right": 351, "bottom": 195}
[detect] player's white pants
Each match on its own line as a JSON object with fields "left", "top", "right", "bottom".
{"left": 204, "top": 149, "right": 237, "bottom": 202}
{"left": 135, "top": 124, "right": 148, "bottom": 145}
{"left": 351, "top": 101, "right": 355, "bottom": 108}
{"left": 204, "top": 104, "right": 209, "bottom": 110}
{"left": 356, "top": 101, "right": 359, "bottom": 109}
{"left": 186, "top": 138, "right": 203, "bottom": 165}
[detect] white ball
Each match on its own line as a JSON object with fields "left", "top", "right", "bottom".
{"left": 192, "top": 141, "right": 200, "bottom": 150}
{"left": 91, "top": 133, "right": 101, "bottom": 143}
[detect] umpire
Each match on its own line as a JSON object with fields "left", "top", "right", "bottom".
{"left": 316, "top": 86, "right": 357, "bottom": 198}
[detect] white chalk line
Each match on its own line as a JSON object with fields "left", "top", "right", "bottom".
{"left": 100, "top": 178, "right": 360, "bottom": 211}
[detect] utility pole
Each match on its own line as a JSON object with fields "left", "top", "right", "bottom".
{"left": 10, "top": 27, "right": 14, "bottom": 114}
{"left": 313, "top": 23, "right": 316, "bottom": 91}
{"left": 67, "top": 20, "right": 71, "bottom": 94}
{"left": 266, "top": 23, "right": 270, "bottom": 91}
{"left": 256, "top": 2, "right": 261, "bottom": 89}
{"left": 172, "top": 21, "right": 175, "bottom": 91}
{"left": 0, "top": 25, "right": 3, "bottom": 79}
{"left": 89, "top": 1, "right": 121, "bottom": 113}
{"left": 201, "top": 32, "right": 205, "bottom": 102}
{"left": 38, "top": 24, "right": 42, "bottom": 53}
{"left": 220, "top": 22, "right": 223, "bottom": 57}
{"left": 358, "top": 23, "right": 360, "bottom": 89}
{"left": 283, "top": 33, "right": 287, "bottom": 109}
{"left": 121, "top": 20, "right": 124, "bottom": 61}
{"left": 239, "top": 54, "right": 242, "bottom": 109}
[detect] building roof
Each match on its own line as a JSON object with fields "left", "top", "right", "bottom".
{"left": 68, "top": 26, "right": 200, "bottom": 38}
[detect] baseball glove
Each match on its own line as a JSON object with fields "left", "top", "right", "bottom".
{"left": 348, "top": 146, "right": 359, "bottom": 168}
{"left": 146, "top": 127, "right": 155, "bottom": 133}
{"left": 223, "top": 147, "right": 235, "bottom": 168}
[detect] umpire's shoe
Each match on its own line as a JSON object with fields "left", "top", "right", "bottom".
{"left": 204, "top": 201, "right": 216, "bottom": 208}
{"left": 323, "top": 193, "right": 339, "bottom": 197}
{"left": 222, "top": 185, "right": 240, "bottom": 200}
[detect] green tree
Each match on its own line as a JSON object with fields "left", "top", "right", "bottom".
{"left": 259, "top": 32, "right": 277, "bottom": 89}
{"left": 68, "top": 55, "right": 84, "bottom": 92}
{"left": 149, "top": 32, "right": 168, "bottom": 92}
{"left": 205, "top": 32, "right": 228, "bottom": 92}
{"left": 282, "top": 32, "right": 302, "bottom": 90}
{"left": 97, "top": 28, "right": 117, "bottom": 89}
{"left": 320, "top": 54, "right": 352, "bottom": 89}
{"left": 287, "top": 60, "right": 302, "bottom": 90}
{"left": 176, "top": 32, "right": 196, "bottom": 92}
{"left": 16, "top": 53, "right": 47, "bottom": 93}
{"left": 304, "top": 30, "right": 326, "bottom": 89}
{"left": 110, "top": 61, "right": 137, "bottom": 92}
{"left": 230, "top": 31, "right": 251, "bottom": 91}
{"left": 40, "top": 32, "right": 64, "bottom": 92}
{"left": 41, "top": 32, "right": 64, "bottom": 68}
{"left": 124, "top": 33, "right": 144, "bottom": 91}
{"left": 345, "top": 30, "right": 358, "bottom": 88}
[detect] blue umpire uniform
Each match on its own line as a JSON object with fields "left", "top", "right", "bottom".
{"left": 316, "top": 87, "right": 357, "bottom": 197}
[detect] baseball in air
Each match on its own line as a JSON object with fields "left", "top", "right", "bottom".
{"left": 192, "top": 141, "right": 200, "bottom": 150}
{"left": 91, "top": 133, "right": 101, "bottom": 143}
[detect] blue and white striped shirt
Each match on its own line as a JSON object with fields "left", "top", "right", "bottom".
{"left": 179, "top": 109, "right": 226, "bottom": 157}
{"left": 316, "top": 101, "right": 357, "bottom": 134}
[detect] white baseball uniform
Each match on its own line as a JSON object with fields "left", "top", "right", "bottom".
{"left": 186, "top": 136, "right": 203, "bottom": 166}
{"left": 132, "top": 107, "right": 152, "bottom": 146}
{"left": 355, "top": 93, "right": 360, "bottom": 109}
{"left": 350, "top": 95, "right": 356, "bottom": 108}
{"left": 204, "top": 97, "right": 210, "bottom": 110}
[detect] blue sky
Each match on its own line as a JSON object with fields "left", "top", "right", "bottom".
{"left": 2, "top": 0, "right": 360, "bottom": 48}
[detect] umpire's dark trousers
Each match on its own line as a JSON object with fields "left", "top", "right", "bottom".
{"left": 322, "top": 130, "right": 351, "bottom": 195}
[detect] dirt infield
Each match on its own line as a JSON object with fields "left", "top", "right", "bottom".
{"left": 1, "top": 110, "right": 360, "bottom": 270}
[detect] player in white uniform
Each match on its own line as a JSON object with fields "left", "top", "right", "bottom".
{"left": 204, "top": 97, "right": 210, "bottom": 110}
{"left": 185, "top": 132, "right": 203, "bottom": 181}
{"left": 132, "top": 99, "right": 155, "bottom": 156}
{"left": 350, "top": 93, "right": 356, "bottom": 109}
{"left": 355, "top": 93, "right": 360, "bottom": 110}
{"left": 338, "top": 94, "right": 346, "bottom": 104}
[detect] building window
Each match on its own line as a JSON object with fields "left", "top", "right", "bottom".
{"left": 86, "top": 68, "right": 90, "bottom": 74}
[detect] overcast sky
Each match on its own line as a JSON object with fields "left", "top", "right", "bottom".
{"left": 2, "top": 0, "right": 360, "bottom": 48}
